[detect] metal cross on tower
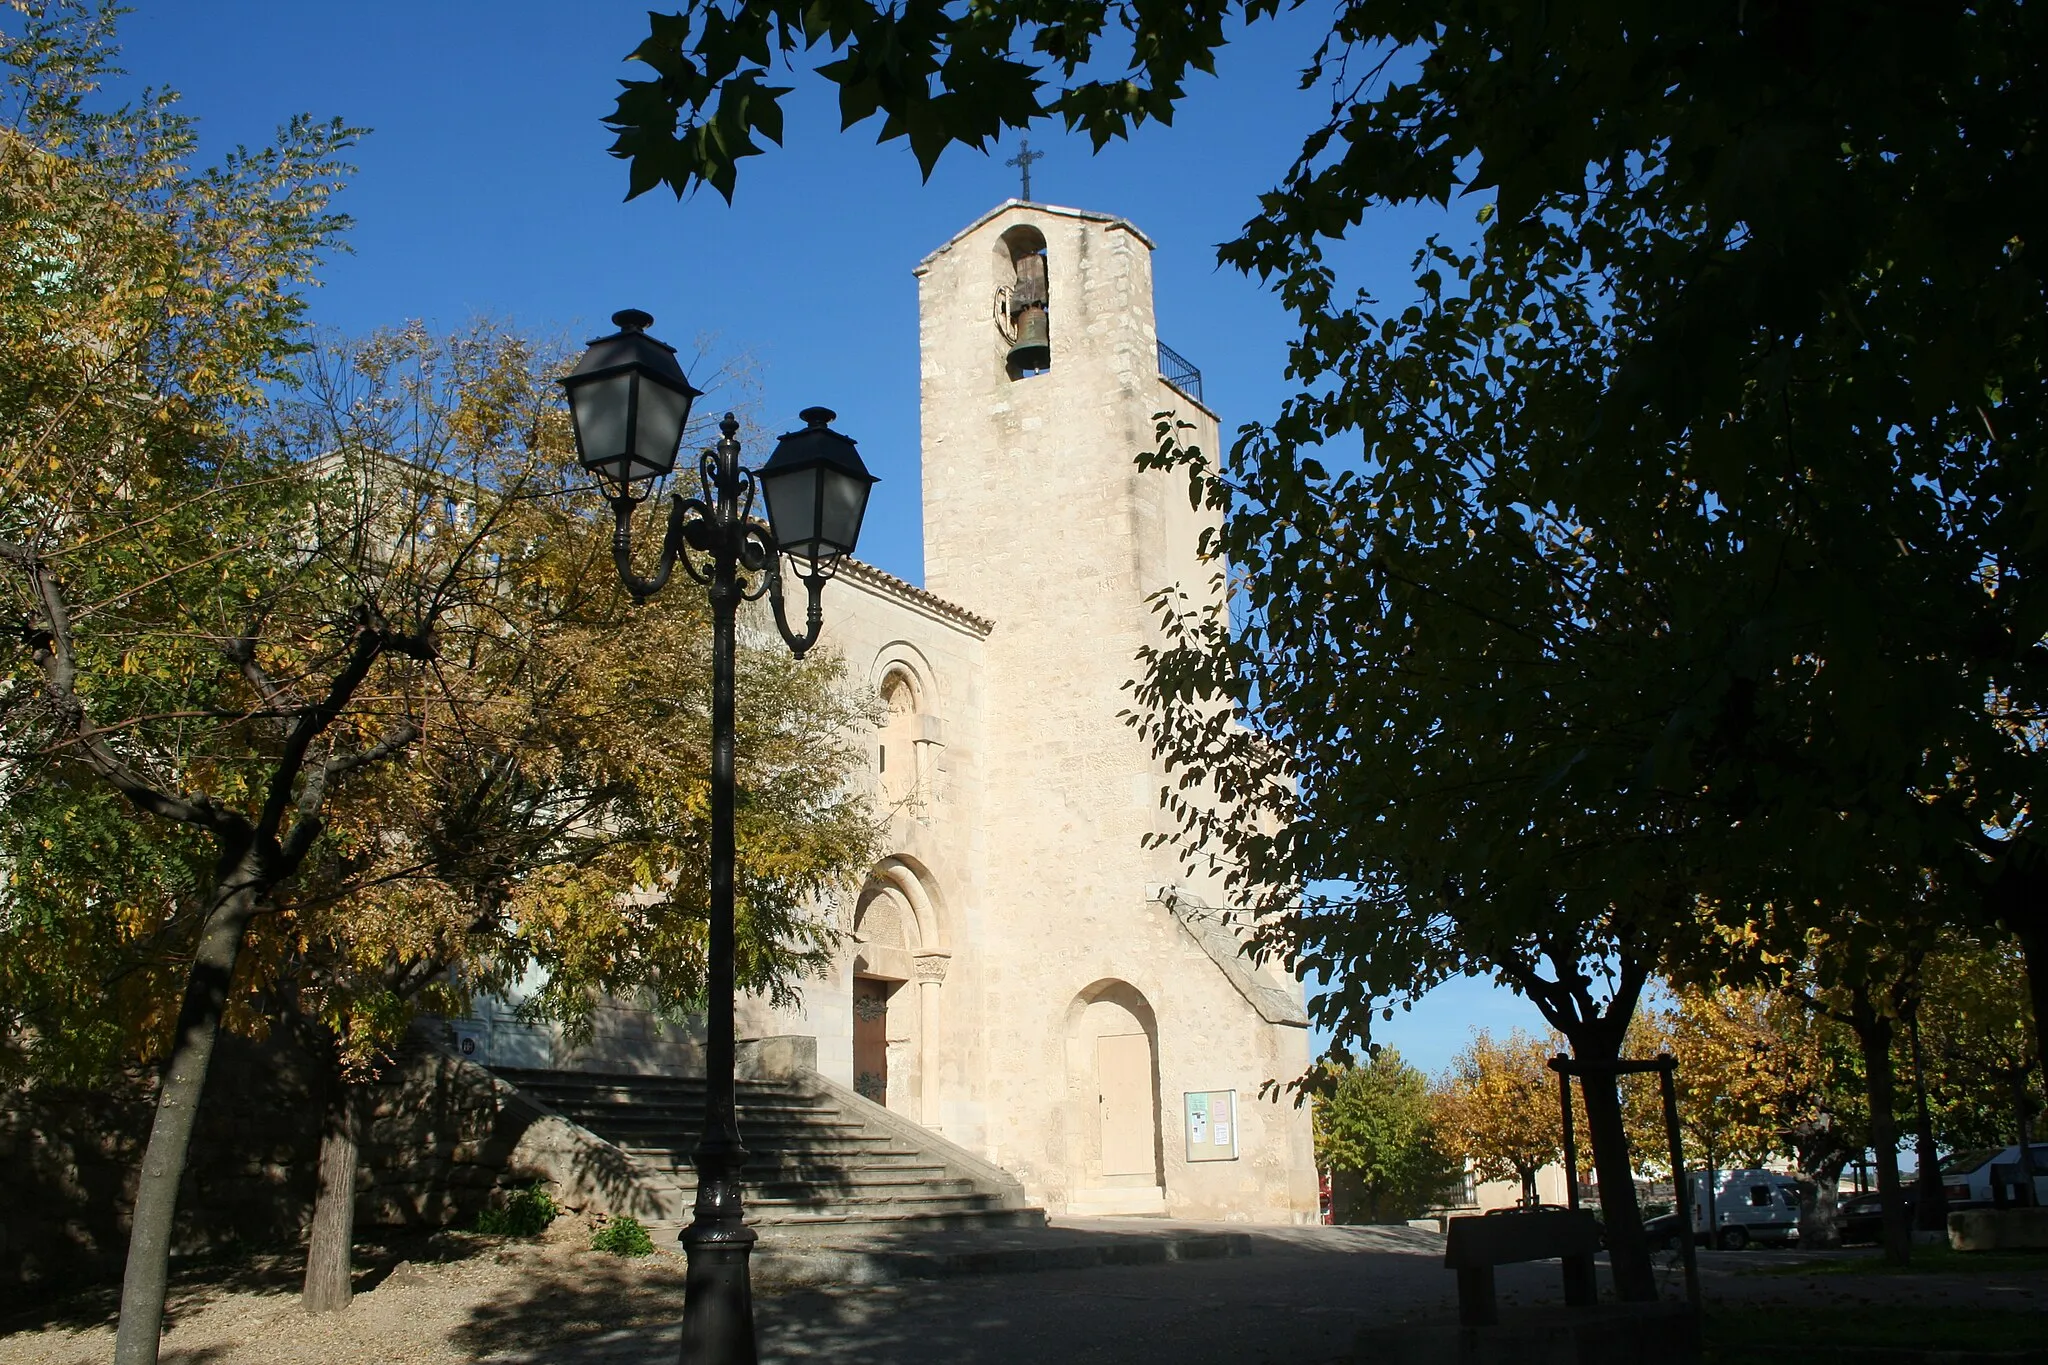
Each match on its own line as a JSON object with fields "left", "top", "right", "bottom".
{"left": 1006, "top": 138, "right": 1043, "bottom": 202}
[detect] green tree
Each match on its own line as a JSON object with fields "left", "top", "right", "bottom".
{"left": 1915, "top": 938, "right": 2038, "bottom": 1155}
{"left": 602, "top": 0, "right": 2048, "bottom": 1281}
{"left": 1313, "top": 1050, "right": 1458, "bottom": 1225}
{"left": 255, "top": 322, "right": 877, "bottom": 1311}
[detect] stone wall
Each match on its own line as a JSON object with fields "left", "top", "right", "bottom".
{"left": 0, "top": 1028, "right": 554, "bottom": 1302}
{"left": 0, "top": 1033, "right": 322, "bottom": 1299}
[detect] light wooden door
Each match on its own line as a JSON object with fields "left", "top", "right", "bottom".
{"left": 1096, "top": 1032, "right": 1154, "bottom": 1177}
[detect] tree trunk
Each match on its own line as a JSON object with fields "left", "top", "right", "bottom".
{"left": 1906, "top": 1014, "right": 1949, "bottom": 1232}
{"left": 1568, "top": 1048, "right": 1656, "bottom": 1301}
{"left": 113, "top": 871, "right": 261, "bottom": 1365}
{"left": 1520, "top": 1165, "right": 1539, "bottom": 1208}
{"left": 1789, "top": 1116, "right": 1853, "bottom": 1250}
{"left": 301, "top": 1069, "right": 364, "bottom": 1313}
{"left": 1850, "top": 992, "right": 1911, "bottom": 1267}
{"left": 2015, "top": 922, "right": 2048, "bottom": 1111}
{"left": 1794, "top": 1149, "right": 1850, "bottom": 1249}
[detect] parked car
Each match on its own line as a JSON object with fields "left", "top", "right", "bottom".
{"left": 1837, "top": 1189, "right": 1916, "bottom": 1245}
{"left": 1938, "top": 1145, "right": 2048, "bottom": 1207}
{"left": 1642, "top": 1210, "right": 1686, "bottom": 1252}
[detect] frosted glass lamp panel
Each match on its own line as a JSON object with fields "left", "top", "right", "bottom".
{"left": 631, "top": 379, "right": 691, "bottom": 481}
{"left": 816, "top": 467, "right": 872, "bottom": 559}
{"left": 762, "top": 467, "right": 820, "bottom": 558}
{"left": 571, "top": 372, "right": 634, "bottom": 483}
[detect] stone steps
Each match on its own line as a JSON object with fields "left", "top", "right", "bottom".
{"left": 490, "top": 1065, "right": 1042, "bottom": 1228}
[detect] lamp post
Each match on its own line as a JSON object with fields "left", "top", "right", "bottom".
{"left": 562, "top": 310, "right": 876, "bottom": 1363}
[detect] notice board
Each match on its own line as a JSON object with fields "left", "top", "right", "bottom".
{"left": 1183, "top": 1089, "right": 1238, "bottom": 1162}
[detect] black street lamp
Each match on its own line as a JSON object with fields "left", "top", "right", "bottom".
{"left": 563, "top": 310, "right": 876, "bottom": 1363}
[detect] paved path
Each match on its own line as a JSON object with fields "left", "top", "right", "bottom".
{"left": 483, "top": 1221, "right": 2048, "bottom": 1365}
{"left": 490, "top": 1222, "right": 1464, "bottom": 1365}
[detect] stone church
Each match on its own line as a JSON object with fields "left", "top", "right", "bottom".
{"left": 468, "top": 200, "right": 1319, "bottom": 1226}
{"left": 725, "top": 199, "right": 1319, "bottom": 1224}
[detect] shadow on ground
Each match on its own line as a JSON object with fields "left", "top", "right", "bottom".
{"left": 462, "top": 1222, "right": 1463, "bottom": 1365}
{"left": 449, "top": 1249, "right": 688, "bottom": 1361}
{"left": 0, "top": 1227, "right": 504, "bottom": 1341}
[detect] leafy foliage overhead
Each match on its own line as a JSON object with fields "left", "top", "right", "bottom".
{"left": 604, "top": 0, "right": 1278, "bottom": 198}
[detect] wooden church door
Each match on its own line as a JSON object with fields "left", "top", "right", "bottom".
{"left": 1096, "top": 1032, "right": 1154, "bottom": 1176}
{"left": 854, "top": 975, "right": 893, "bottom": 1103}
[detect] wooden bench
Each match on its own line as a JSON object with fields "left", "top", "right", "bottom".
{"left": 1443, "top": 1208, "right": 1601, "bottom": 1326}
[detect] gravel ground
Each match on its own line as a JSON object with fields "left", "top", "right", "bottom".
{"left": 5, "top": 1223, "right": 2046, "bottom": 1365}
{"left": 0, "top": 1214, "right": 690, "bottom": 1365}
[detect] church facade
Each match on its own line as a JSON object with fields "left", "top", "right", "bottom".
{"left": 733, "top": 201, "right": 1319, "bottom": 1224}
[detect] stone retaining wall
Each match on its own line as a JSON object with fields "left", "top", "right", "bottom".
{"left": 0, "top": 1027, "right": 552, "bottom": 1301}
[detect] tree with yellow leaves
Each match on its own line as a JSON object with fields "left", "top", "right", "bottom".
{"left": 0, "top": 6, "right": 390, "bottom": 1356}
{"left": 227, "top": 320, "right": 880, "bottom": 1313}
{"left": 1434, "top": 1029, "right": 1562, "bottom": 1206}
{"left": 0, "top": 22, "right": 875, "bottom": 1338}
{"left": 1654, "top": 984, "right": 1866, "bottom": 1246}
{"left": 1664, "top": 987, "right": 1788, "bottom": 1171}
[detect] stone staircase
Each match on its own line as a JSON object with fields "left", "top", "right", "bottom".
{"left": 492, "top": 1066, "right": 1043, "bottom": 1228}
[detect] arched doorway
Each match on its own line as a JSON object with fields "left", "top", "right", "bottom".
{"left": 1063, "top": 980, "right": 1163, "bottom": 1210}
{"left": 852, "top": 973, "right": 895, "bottom": 1103}
{"left": 850, "top": 856, "right": 948, "bottom": 1126}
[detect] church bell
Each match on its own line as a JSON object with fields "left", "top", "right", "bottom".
{"left": 1006, "top": 309, "right": 1050, "bottom": 372}
{"left": 1006, "top": 251, "right": 1051, "bottom": 372}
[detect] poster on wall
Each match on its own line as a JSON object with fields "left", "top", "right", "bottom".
{"left": 1184, "top": 1089, "right": 1238, "bottom": 1162}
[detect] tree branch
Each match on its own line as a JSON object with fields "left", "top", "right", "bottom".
{"left": 256, "top": 603, "right": 433, "bottom": 840}
{"left": 276, "top": 720, "right": 422, "bottom": 872}
{"left": 2, "top": 538, "right": 232, "bottom": 832}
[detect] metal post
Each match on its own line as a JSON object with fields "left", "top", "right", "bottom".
{"left": 1657, "top": 1057, "right": 1700, "bottom": 1310}
{"left": 679, "top": 424, "right": 758, "bottom": 1365}
{"left": 1557, "top": 1056, "right": 1580, "bottom": 1211}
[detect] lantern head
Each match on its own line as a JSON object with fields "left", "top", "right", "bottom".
{"left": 561, "top": 309, "right": 701, "bottom": 494}
{"left": 759, "top": 407, "right": 877, "bottom": 569}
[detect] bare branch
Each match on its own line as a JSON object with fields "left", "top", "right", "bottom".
{"left": 221, "top": 631, "right": 294, "bottom": 714}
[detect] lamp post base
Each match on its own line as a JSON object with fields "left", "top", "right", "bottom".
{"left": 678, "top": 1223, "right": 758, "bottom": 1365}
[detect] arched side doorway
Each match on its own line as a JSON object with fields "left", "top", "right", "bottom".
{"left": 1063, "top": 980, "right": 1163, "bottom": 1209}
{"left": 850, "top": 856, "right": 948, "bottom": 1128}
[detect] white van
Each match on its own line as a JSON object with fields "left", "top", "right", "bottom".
{"left": 1939, "top": 1145, "right": 2048, "bottom": 1206}
{"left": 1687, "top": 1169, "right": 1803, "bottom": 1250}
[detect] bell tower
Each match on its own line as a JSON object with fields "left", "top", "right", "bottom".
{"left": 916, "top": 201, "right": 1220, "bottom": 647}
{"left": 913, "top": 197, "right": 1230, "bottom": 960}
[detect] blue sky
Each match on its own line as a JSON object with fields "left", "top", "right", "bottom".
{"left": 112, "top": 1, "right": 1547, "bottom": 1076}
